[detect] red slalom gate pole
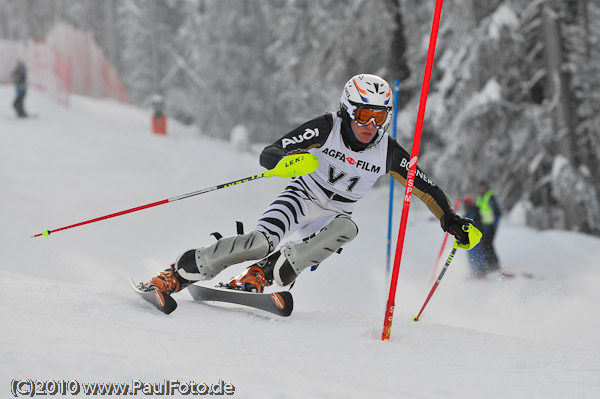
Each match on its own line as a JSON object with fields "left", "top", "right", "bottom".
{"left": 381, "top": 0, "right": 444, "bottom": 341}
{"left": 429, "top": 199, "right": 460, "bottom": 284}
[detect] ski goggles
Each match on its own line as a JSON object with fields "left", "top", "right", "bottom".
{"left": 353, "top": 107, "right": 389, "bottom": 127}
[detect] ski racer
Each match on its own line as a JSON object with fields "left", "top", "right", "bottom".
{"left": 143, "top": 74, "right": 477, "bottom": 294}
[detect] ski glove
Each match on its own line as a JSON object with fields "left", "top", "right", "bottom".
{"left": 440, "top": 211, "right": 474, "bottom": 247}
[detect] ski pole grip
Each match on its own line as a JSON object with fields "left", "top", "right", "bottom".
{"left": 265, "top": 153, "right": 319, "bottom": 179}
{"left": 453, "top": 223, "right": 482, "bottom": 250}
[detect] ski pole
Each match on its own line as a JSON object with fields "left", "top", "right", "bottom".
{"left": 32, "top": 153, "right": 319, "bottom": 238}
{"left": 413, "top": 223, "right": 482, "bottom": 321}
{"left": 429, "top": 199, "right": 460, "bottom": 284}
{"left": 412, "top": 246, "right": 457, "bottom": 322}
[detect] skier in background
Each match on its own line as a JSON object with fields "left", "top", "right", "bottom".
{"left": 12, "top": 61, "right": 28, "bottom": 118}
{"left": 142, "top": 74, "right": 479, "bottom": 295}
{"left": 477, "top": 181, "right": 502, "bottom": 272}
{"left": 462, "top": 195, "right": 487, "bottom": 278}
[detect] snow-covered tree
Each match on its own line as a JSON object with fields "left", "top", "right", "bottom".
{"left": 400, "top": 0, "right": 600, "bottom": 235}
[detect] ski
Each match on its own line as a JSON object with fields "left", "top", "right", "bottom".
{"left": 187, "top": 285, "right": 293, "bottom": 317}
{"left": 129, "top": 277, "right": 178, "bottom": 314}
{"left": 499, "top": 271, "right": 536, "bottom": 280}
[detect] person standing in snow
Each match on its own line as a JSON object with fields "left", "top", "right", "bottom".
{"left": 12, "top": 61, "right": 28, "bottom": 118}
{"left": 476, "top": 181, "right": 501, "bottom": 272}
{"left": 143, "top": 74, "right": 478, "bottom": 294}
{"left": 462, "top": 195, "right": 487, "bottom": 278}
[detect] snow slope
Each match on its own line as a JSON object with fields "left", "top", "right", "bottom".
{"left": 1, "top": 86, "right": 599, "bottom": 398}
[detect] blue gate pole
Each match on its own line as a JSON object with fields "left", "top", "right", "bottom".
{"left": 386, "top": 80, "right": 401, "bottom": 281}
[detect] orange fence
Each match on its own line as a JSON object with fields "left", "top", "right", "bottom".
{"left": 0, "top": 23, "right": 129, "bottom": 105}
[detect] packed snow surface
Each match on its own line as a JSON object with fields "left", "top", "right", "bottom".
{"left": 1, "top": 86, "right": 599, "bottom": 398}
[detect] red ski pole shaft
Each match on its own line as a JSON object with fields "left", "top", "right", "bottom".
{"left": 31, "top": 173, "right": 266, "bottom": 238}
{"left": 413, "top": 246, "right": 457, "bottom": 322}
{"left": 381, "top": 0, "right": 444, "bottom": 341}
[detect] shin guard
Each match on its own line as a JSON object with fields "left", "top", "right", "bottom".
{"left": 175, "top": 231, "right": 270, "bottom": 281}
{"left": 273, "top": 217, "right": 358, "bottom": 286}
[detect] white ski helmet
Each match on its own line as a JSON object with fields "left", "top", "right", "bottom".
{"left": 340, "top": 74, "right": 393, "bottom": 136}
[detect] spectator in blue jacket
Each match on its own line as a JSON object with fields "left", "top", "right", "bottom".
{"left": 12, "top": 61, "right": 28, "bottom": 118}
{"left": 463, "top": 195, "right": 487, "bottom": 278}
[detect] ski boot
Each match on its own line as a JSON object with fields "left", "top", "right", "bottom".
{"left": 145, "top": 264, "right": 191, "bottom": 294}
{"left": 222, "top": 265, "right": 270, "bottom": 293}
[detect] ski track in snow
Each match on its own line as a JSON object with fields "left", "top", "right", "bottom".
{"left": 1, "top": 86, "right": 599, "bottom": 398}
